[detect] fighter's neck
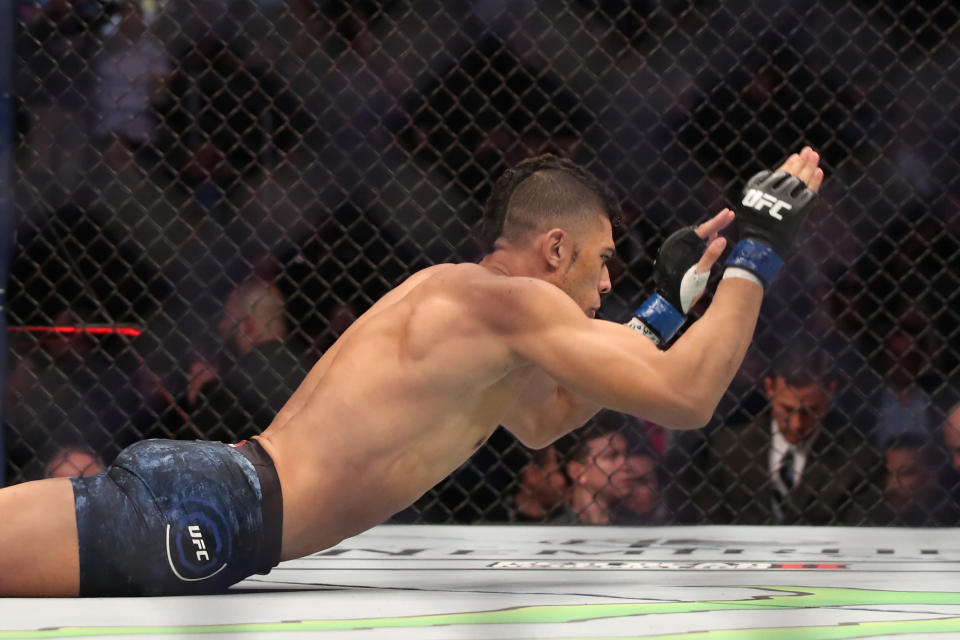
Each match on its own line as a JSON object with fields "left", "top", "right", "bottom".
{"left": 478, "top": 249, "right": 541, "bottom": 279}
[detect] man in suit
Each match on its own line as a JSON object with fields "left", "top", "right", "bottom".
{"left": 693, "top": 346, "right": 884, "bottom": 525}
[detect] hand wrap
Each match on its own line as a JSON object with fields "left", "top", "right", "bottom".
{"left": 724, "top": 170, "right": 818, "bottom": 287}
{"left": 628, "top": 227, "right": 708, "bottom": 345}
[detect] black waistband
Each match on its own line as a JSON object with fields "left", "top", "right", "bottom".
{"left": 235, "top": 438, "right": 283, "bottom": 573}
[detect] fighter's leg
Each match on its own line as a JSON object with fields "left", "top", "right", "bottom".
{"left": 0, "top": 477, "right": 79, "bottom": 596}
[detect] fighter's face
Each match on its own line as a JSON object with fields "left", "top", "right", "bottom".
{"left": 764, "top": 377, "right": 834, "bottom": 446}
{"left": 557, "top": 214, "right": 615, "bottom": 318}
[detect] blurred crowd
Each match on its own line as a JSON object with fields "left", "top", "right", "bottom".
{"left": 4, "top": 0, "right": 959, "bottom": 526}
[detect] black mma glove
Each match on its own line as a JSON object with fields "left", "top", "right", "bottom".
{"left": 627, "top": 227, "right": 709, "bottom": 346}
{"left": 724, "top": 170, "right": 818, "bottom": 288}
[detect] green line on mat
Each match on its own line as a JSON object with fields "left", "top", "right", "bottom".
{"left": 3, "top": 586, "right": 960, "bottom": 638}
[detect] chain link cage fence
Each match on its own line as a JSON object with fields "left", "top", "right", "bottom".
{"left": 5, "top": 0, "right": 960, "bottom": 527}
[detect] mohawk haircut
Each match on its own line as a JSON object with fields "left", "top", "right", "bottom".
{"left": 480, "top": 154, "right": 622, "bottom": 251}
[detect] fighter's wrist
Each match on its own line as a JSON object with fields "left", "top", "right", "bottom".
{"left": 723, "top": 239, "right": 783, "bottom": 288}
{"left": 627, "top": 292, "right": 684, "bottom": 346}
{"left": 722, "top": 266, "right": 764, "bottom": 288}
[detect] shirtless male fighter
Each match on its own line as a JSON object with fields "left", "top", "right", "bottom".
{"left": 0, "top": 147, "right": 823, "bottom": 596}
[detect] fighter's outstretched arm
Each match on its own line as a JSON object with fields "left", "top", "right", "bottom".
{"left": 499, "top": 278, "right": 755, "bottom": 448}
{"left": 488, "top": 275, "right": 758, "bottom": 444}
{"left": 499, "top": 371, "right": 602, "bottom": 449}
{"left": 500, "top": 209, "right": 735, "bottom": 447}
{"left": 497, "top": 147, "right": 823, "bottom": 447}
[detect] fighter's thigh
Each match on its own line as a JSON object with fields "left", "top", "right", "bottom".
{"left": 0, "top": 477, "right": 79, "bottom": 596}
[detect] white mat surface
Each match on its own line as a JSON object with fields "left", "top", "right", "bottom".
{"left": 2, "top": 525, "right": 959, "bottom": 639}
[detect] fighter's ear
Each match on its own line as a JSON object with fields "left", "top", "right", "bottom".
{"left": 542, "top": 228, "right": 567, "bottom": 269}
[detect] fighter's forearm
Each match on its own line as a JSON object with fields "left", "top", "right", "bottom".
{"left": 660, "top": 276, "right": 763, "bottom": 428}
{"left": 644, "top": 151, "right": 819, "bottom": 427}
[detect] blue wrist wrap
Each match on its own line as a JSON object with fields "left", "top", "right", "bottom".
{"left": 724, "top": 239, "right": 784, "bottom": 288}
{"left": 633, "top": 293, "right": 684, "bottom": 344}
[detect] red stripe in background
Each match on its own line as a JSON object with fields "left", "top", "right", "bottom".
{"left": 7, "top": 325, "right": 142, "bottom": 337}
{"left": 8, "top": 324, "right": 191, "bottom": 422}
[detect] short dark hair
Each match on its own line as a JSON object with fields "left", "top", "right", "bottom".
{"left": 480, "top": 154, "right": 622, "bottom": 250}
{"left": 886, "top": 434, "right": 941, "bottom": 467}
{"left": 772, "top": 342, "right": 835, "bottom": 388}
{"left": 555, "top": 411, "right": 625, "bottom": 467}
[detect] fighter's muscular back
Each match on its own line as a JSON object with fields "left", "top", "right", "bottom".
{"left": 258, "top": 263, "right": 559, "bottom": 560}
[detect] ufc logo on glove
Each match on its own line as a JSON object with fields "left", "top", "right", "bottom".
{"left": 742, "top": 188, "right": 792, "bottom": 220}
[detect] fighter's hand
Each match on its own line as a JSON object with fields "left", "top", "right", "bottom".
{"left": 693, "top": 208, "right": 734, "bottom": 276}
{"left": 777, "top": 146, "right": 824, "bottom": 193}
{"left": 629, "top": 208, "right": 734, "bottom": 344}
{"left": 724, "top": 146, "right": 824, "bottom": 287}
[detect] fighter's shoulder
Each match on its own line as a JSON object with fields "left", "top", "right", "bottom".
{"left": 446, "top": 266, "right": 580, "bottom": 329}
{"left": 408, "top": 263, "right": 573, "bottom": 315}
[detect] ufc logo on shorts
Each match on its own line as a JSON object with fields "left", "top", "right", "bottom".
{"left": 188, "top": 524, "right": 210, "bottom": 562}
{"left": 742, "top": 189, "right": 792, "bottom": 220}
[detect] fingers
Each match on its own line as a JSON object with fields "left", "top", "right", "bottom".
{"left": 795, "top": 147, "right": 819, "bottom": 187}
{"left": 807, "top": 165, "right": 824, "bottom": 193}
{"left": 694, "top": 208, "right": 735, "bottom": 240}
{"left": 693, "top": 208, "right": 732, "bottom": 275}
{"left": 696, "top": 235, "right": 727, "bottom": 274}
{"left": 777, "top": 146, "right": 825, "bottom": 193}
{"left": 777, "top": 152, "right": 802, "bottom": 175}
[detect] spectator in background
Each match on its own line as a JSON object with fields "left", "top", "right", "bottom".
{"left": 942, "top": 403, "right": 960, "bottom": 474}
{"left": 184, "top": 277, "right": 310, "bottom": 442}
{"left": 692, "top": 345, "right": 883, "bottom": 525}
{"left": 89, "top": 1, "right": 170, "bottom": 156}
{"left": 15, "top": 0, "right": 107, "bottom": 209}
{"left": 44, "top": 446, "right": 104, "bottom": 479}
{"left": 555, "top": 423, "right": 628, "bottom": 525}
{"left": 869, "top": 435, "right": 960, "bottom": 526}
{"left": 552, "top": 414, "right": 659, "bottom": 525}
{"left": 869, "top": 312, "right": 938, "bottom": 448}
{"left": 512, "top": 447, "right": 568, "bottom": 522}
{"left": 612, "top": 445, "right": 668, "bottom": 525}
{"left": 4, "top": 308, "right": 113, "bottom": 481}
{"left": 937, "top": 402, "right": 960, "bottom": 509}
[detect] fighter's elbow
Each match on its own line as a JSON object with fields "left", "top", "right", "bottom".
{"left": 524, "top": 433, "right": 559, "bottom": 450}
{"left": 688, "top": 405, "right": 715, "bottom": 430}
{"left": 515, "top": 429, "right": 550, "bottom": 450}
{"left": 507, "top": 415, "right": 553, "bottom": 450}
{"left": 664, "top": 410, "right": 708, "bottom": 431}
{"left": 663, "top": 397, "right": 714, "bottom": 431}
